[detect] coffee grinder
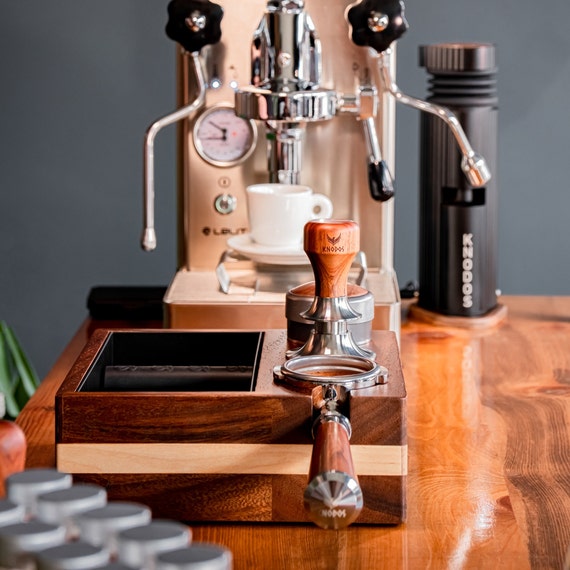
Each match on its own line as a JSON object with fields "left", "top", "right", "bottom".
{"left": 415, "top": 43, "right": 503, "bottom": 321}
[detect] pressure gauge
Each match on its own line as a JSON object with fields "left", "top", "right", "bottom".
{"left": 193, "top": 105, "right": 257, "bottom": 166}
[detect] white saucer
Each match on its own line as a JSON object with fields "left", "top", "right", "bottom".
{"left": 227, "top": 234, "right": 309, "bottom": 265}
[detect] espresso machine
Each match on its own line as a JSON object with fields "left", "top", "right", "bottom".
{"left": 141, "top": 0, "right": 490, "bottom": 333}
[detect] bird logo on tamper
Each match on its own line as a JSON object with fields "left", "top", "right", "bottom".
{"left": 323, "top": 234, "right": 344, "bottom": 253}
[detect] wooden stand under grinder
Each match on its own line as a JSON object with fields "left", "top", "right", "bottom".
{"left": 55, "top": 221, "right": 406, "bottom": 527}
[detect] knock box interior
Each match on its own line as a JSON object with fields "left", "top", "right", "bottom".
{"left": 76, "top": 331, "right": 264, "bottom": 393}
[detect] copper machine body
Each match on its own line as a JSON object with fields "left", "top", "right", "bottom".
{"left": 147, "top": 0, "right": 402, "bottom": 333}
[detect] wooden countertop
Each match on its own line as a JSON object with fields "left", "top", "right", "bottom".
{"left": 15, "top": 296, "right": 570, "bottom": 569}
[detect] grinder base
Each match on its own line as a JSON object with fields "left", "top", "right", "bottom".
{"left": 55, "top": 329, "right": 406, "bottom": 524}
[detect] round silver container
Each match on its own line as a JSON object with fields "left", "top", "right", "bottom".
{"left": 6, "top": 469, "right": 73, "bottom": 517}
{"left": 76, "top": 501, "right": 152, "bottom": 556}
{"left": 35, "top": 541, "right": 110, "bottom": 570}
{"left": 0, "top": 498, "right": 25, "bottom": 528}
{"left": 36, "top": 484, "right": 108, "bottom": 524}
{"left": 117, "top": 520, "right": 192, "bottom": 570}
{"left": 286, "top": 282, "right": 374, "bottom": 345}
{"left": 156, "top": 543, "right": 233, "bottom": 570}
{"left": 0, "top": 521, "right": 67, "bottom": 566}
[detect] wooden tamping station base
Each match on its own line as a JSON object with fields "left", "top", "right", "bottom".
{"left": 55, "top": 221, "right": 407, "bottom": 527}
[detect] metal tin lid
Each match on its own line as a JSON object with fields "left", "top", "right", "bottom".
{"left": 76, "top": 502, "right": 152, "bottom": 547}
{"left": 36, "top": 484, "right": 108, "bottom": 524}
{"left": 419, "top": 43, "right": 496, "bottom": 73}
{"left": 117, "top": 520, "right": 192, "bottom": 569}
{"left": 6, "top": 470, "right": 73, "bottom": 515}
{"left": 36, "top": 541, "right": 110, "bottom": 570}
{"left": 156, "top": 544, "right": 233, "bottom": 570}
{"left": 0, "top": 521, "right": 67, "bottom": 558}
{"left": 0, "top": 498, "right": 25, "bottom": 527}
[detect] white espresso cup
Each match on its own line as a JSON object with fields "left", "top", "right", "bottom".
{"left": 246, "top": 184, "right": 333, "bottom": 248}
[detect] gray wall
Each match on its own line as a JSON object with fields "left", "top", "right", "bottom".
{"left": 1, "top": 0, "right": 570, "bottom": 379}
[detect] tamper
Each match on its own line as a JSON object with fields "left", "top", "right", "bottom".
{"left": 275, "top": 220, "right": 388, "bottom": 529}
{"left": 287, "top": 220, "right": 375, "bottom": 360}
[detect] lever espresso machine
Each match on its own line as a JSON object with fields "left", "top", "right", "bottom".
{"left": 141, "top": 0, "right": 490, "bottom": 334}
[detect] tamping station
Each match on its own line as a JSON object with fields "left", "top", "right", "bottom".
{"left": 275, "top": 220, "right": 389, "bottom": 529}
{"left": 55, "top": 220, "right": 406, "bottom": 529}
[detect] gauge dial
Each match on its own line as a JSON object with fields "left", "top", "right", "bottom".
{"left": 193, "top": 106, "right": 257, "bottom": 166}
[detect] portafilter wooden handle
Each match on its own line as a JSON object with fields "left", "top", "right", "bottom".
{"left": 304, "top": 220, "right": 359, "bottom": 299}
{"left": 304, "top": 414, "right": 363, "bottom": 529}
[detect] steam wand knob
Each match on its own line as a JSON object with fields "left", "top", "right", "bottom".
{"left": 165, "top": 0, "right": 223, "bottom": 54}
{"left": 346, "top": 0, "right": 409, "bottom": 53}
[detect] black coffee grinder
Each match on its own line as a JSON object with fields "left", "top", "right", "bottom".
{"left": 416, "top": 43, "right": 502, "bottom": 319}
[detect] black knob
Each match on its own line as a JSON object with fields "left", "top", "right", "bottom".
{"left": 166, "top": 0, "right": 223, "bottom": 53}
{"left": 346, "top": 0, "right": 408, "bottom": 53}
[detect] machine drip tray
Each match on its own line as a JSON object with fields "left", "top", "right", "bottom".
{"left": 76, "top": 331, "right": 263, "bottom": 393}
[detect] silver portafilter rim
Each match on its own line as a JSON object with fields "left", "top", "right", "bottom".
{"left": 274, "top": 354, "right": 387, "bottom": 392}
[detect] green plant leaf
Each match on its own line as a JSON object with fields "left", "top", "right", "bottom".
{"left": 0, "top": 322, "right": 21, "bottom": 418}
{"left": 0, "top": 321, "right": 40, "bottom": 398}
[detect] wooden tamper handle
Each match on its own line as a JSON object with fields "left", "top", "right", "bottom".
{"left": 304, "top": 413, "right": 363, "bottom": 529}
{"left": 304, "top": 220, "right": 360, "bottom": 299}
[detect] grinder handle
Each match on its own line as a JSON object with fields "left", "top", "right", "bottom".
{"left": 304, "top": 416, "right": 363, "bottom": 529}
{"left": 304, "top": 220, "right": 359, "bottom": 299}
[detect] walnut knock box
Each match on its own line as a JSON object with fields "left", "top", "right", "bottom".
{"left": 55, "top": 329, "right": 407, "bottom": 524}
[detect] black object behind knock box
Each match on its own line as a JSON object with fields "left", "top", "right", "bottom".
{"left": 417, "top": 43, "right": 499, "bottom": 317}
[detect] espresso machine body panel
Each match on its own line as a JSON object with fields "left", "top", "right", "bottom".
{"left": 176, "top": 0, "right": 395, "bottom": 273}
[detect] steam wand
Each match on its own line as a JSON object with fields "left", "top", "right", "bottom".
{"left": 346, "top": 0, "right": 491, "bottom": 188}
{"left": 142, "top": 53, "right": 206, "bottom": 252}
{"left": 141, "top": 0, "right": 223, "bottom": 251}
{"left": 376, "top": 49, "right": 491, "bottom": 187}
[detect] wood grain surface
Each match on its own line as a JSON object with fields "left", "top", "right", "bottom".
{"left": 53, "top": 329, "right": 406, "bottom": 524}
{"left": 13, "top": 297, "right": 570, "bottom": 569}
{"left": 304, "top": 220, "right": 359, "bottom": 299}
